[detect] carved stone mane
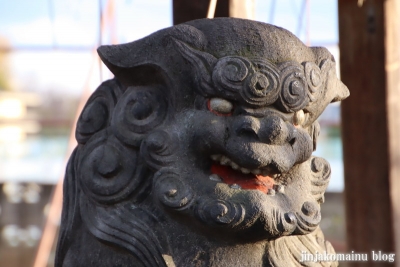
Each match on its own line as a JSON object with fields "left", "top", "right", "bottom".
{"left": 56, "top": 18, "right": 348, "bottom": 267}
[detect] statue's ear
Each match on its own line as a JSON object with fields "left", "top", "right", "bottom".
{"left": 331, "top": 78, "right": 350, "bottom": 103}
{"left": 319, "top": 58, "right": 350, "bottom": 103}
{"left": 301, "top": 58, "right": 349, "bottom": 128}
{"left": 97, "top": 45, "right": 124, "bottom": 77}
{"left": 309, "top": 46, "right": 350, "bottom": 103}
{"left": 97, "top": 23, "right": 209, "bottom": 88}
{"left": 97, "top": 45, "right": 166, "bottom": 87}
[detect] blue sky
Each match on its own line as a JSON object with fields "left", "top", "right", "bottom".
{"left": 0, "top": 0, "right": 338, "bottom": 47}
{"left": 0, "top": 0, "right": 339, "bottom": 96}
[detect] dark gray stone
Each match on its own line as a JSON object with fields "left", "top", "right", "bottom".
{"left": 56, "top": 18, "right": 349, "bottom": 267}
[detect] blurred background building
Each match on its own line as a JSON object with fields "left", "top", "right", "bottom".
{"left": 0, "top": 0, "right": 353, "bottom": 266}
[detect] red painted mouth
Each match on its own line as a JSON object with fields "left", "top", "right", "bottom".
{"left": 211, "top": 163, "right": 275, "bottom": 193}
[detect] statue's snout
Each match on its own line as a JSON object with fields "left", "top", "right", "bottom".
{"left": 234, "top": 115, "right": 296, "bottom": 146}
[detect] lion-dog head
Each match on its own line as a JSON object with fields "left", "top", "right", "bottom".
{"left": 56, "top": 18, "right": 348, "bottom": 267}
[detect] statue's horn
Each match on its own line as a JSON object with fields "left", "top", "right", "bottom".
{"left": 332, "top": 79, "right": 350, "bottom": 102}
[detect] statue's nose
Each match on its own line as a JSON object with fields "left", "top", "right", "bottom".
{"left": 234, "top": 115, "right": 295, "bottom": 145}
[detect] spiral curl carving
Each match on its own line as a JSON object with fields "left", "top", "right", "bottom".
{"left": 196, "top": 199, "right": 245, "bottom": 227}
{"left": 304, "top": 62, "right": 322, "bottom": 92}
{"left": 153, "top": 169, "right": 194, "bottom": 211}
{"left": 310, "top": 156, "right": 331, "bottom": 203}
{"left": 140, "top": 130, "right": 178, "bottom": 171}
{"left": 277, "top": 62, "right": 309, "bottom": 112}
{"left": 310, "top": 157, "right": 331, "bottom": 182}
{"left": 176, "top": 41, "right": 332, "bottom": 112}
{"left": 212, "top": 57, "right": 281, "bottom": 106}
{"left": 112, "top": 85, "right": 168, "bottom": 147}
{"left": 78, "top": 130, "right": 148, "bottom": 204}
{"left": 241, "top": 62, "right": 280, "bottom": 106}
{"left": 212, "top": 57, "right": 250, "bottom": 93}
{"left": 304, "top": 62, "right": 322, "bottom": 102}
{"left": 263, "top": 209, "right": 298, "bottom": 237}
{"left": 76, "top": 80, "right": 122, "bottom": 144}
{"left": 294, "top": 201, "right": 321, "bottom": 235}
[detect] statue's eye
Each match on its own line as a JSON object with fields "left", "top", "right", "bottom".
{"left": 207, "top": 98, "right": 233, "bottom": 116}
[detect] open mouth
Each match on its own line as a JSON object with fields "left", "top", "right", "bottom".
{"left": 210, "top": 154, "right": 284, "bottom": 194}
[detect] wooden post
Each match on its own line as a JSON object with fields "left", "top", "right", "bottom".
{"left": 339, "top": 0, "right": 400, "bottom": 265}
{"left": 173, "top": 0, "right": 254, "bottom": 25}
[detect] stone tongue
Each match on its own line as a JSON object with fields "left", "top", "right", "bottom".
{"left": 211, "top": 164, "right": 275, "bottom": 193}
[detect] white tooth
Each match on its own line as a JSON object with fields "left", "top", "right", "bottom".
{"left": 251, "top": 169, "right": 261, "bottom": 175}
{"left": 209, "top": 174, "right": 222, "bottom": 182}
{"left": 293, "top": 110, "right": 305, "bottom": 126}
{"left": 211, "top": 155, "right": 221, "bottom": 161}
{"left": 274, "top": 184, "right": 284, "bottom": 193}
{"left": 230, "top": 183, "right": 241, "bottom": 189}
{"left": 240, "top": 168, "right": 250, "bottom": 174}
{"left": 230, "top": 162, "right": 239, "bottom": 170}
{"left": 274, "top": 173, "right": 282, "bottom": 179}
{"left": 220, "top": 156, "right": 230, "bottom": 165}
{"left": 267, "top": 188, "right": 276, "bottom": 195}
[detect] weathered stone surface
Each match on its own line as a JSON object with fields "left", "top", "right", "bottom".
{"left": 55, "top": 18, "right": 349, "bottom": 267}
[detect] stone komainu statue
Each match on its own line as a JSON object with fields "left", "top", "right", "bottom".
{"left": 55, "top": 18, "right": 349, "bottom": 267}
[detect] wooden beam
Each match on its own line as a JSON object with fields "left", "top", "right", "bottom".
{"left": 339, "top": 0, "right": 400, "bottom": 264}
{"left": 173, "top": 0, "right": 228, "bottom": 25}
{"left": 384, "top": 0, "right": 400, "bottom": 262}
{"left": 173, "top": 0, "right": 254, "bottom": 25}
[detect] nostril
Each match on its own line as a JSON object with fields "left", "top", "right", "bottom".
{"left": 237, "top": 128, "right": 259, "bottom": 140}
{"left": 289, "top": 137, "right": 296, "bottom": 146}
{"left": 235, "top": 116, "right": 261, "bottom": 139}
